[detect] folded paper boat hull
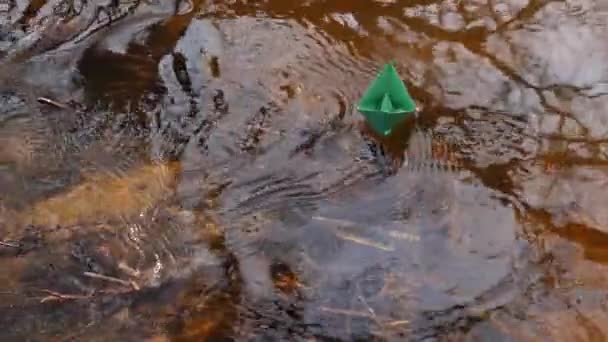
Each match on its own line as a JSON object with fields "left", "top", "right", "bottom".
{"left": 357, "top": 63, "right": 416, "bottom": 136}
{"left": 359, "top": 110, "right": 410, "bottom": 136}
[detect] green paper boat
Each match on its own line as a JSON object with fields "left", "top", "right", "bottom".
{"left": 357, "top": 63, "right": 416, "bottom": 136}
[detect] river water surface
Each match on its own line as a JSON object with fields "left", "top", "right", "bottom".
{"left": 1, "top": 0, "right": 608, "bottom": 341}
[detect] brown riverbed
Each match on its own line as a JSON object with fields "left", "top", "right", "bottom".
{"left": 1, "top": 0, "right": 608, "bottom": 340}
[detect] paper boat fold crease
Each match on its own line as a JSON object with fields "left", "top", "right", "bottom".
{"left": 357, "top": 63, "right": 416, "bottom": 136}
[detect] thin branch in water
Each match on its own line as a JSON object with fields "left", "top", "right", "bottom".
{"left": 320, "top": 306, "right": 406, "bottom": 327}
{"left": 39, "top": 289, "right": 91, "bottom": 303}
{"left": 384, "top": 320, "right": 410, "bottom": 328}
{"left": 333, "top": 230, "right": 395, "bottom": 251}
{"left": 118, "top": 262, "right": 140, "bottom": 277}
{"left": 357, "top": 294, "right": 378, "bottom": 319}
{"left": 83, "top": 271, "right": 140, "bottom": 290}
{"left": 37, "top": 97, "right": 70, "bottom": 109}
{"left": 387, "top": 230, "right": 420, "bottom": 242}
{"left": 356, "top": 293, "right": 386, "bottom": 335}
{"left": 320, "top": 306, "right": 377, "bottom": 318}
{"left": 0, "top": 241, "right": 19, "bottom": 248}
{"left": 312, "top": 216, "right": 395, "bottom": 251}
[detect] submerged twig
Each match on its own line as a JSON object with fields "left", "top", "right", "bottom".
{"left": 357, "top": 293, "right": 386, "bottom": 334}
{"left": 0, "top": 241, "right": 20, "bottom": 248}
{"left": 387, "top": 230, "right": 420, "bottom": 242}
{"left": 384, "top": 320, "right": 410, "bottom": 328}
{"left": 117, "top": 262, "right": 141, "bottom": 277}
{"left": 37, "top": 97, "right": 70, "bottom": 109}
{"left": 357, "top": 295, "right": 378, "bottom": 319}
{"left": 312, "top": 216, "right": 357, "bottom": 227}
{"left": 312, "top": 216, "right": 395, "bottom": 251}
{"left": 320, "top": 306, "right": 377, "bottom": 318}
{"left": 320, "top": 306, "right": 405, "bottom": 327}
{"left": 39, "top": 289, "right": 91, "bottom": 303}
{"left": 333, "top": 231, "right": 394, "bottom": 251}
{"left": 83, "top": 271, "right": 140, "bottom": 290}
